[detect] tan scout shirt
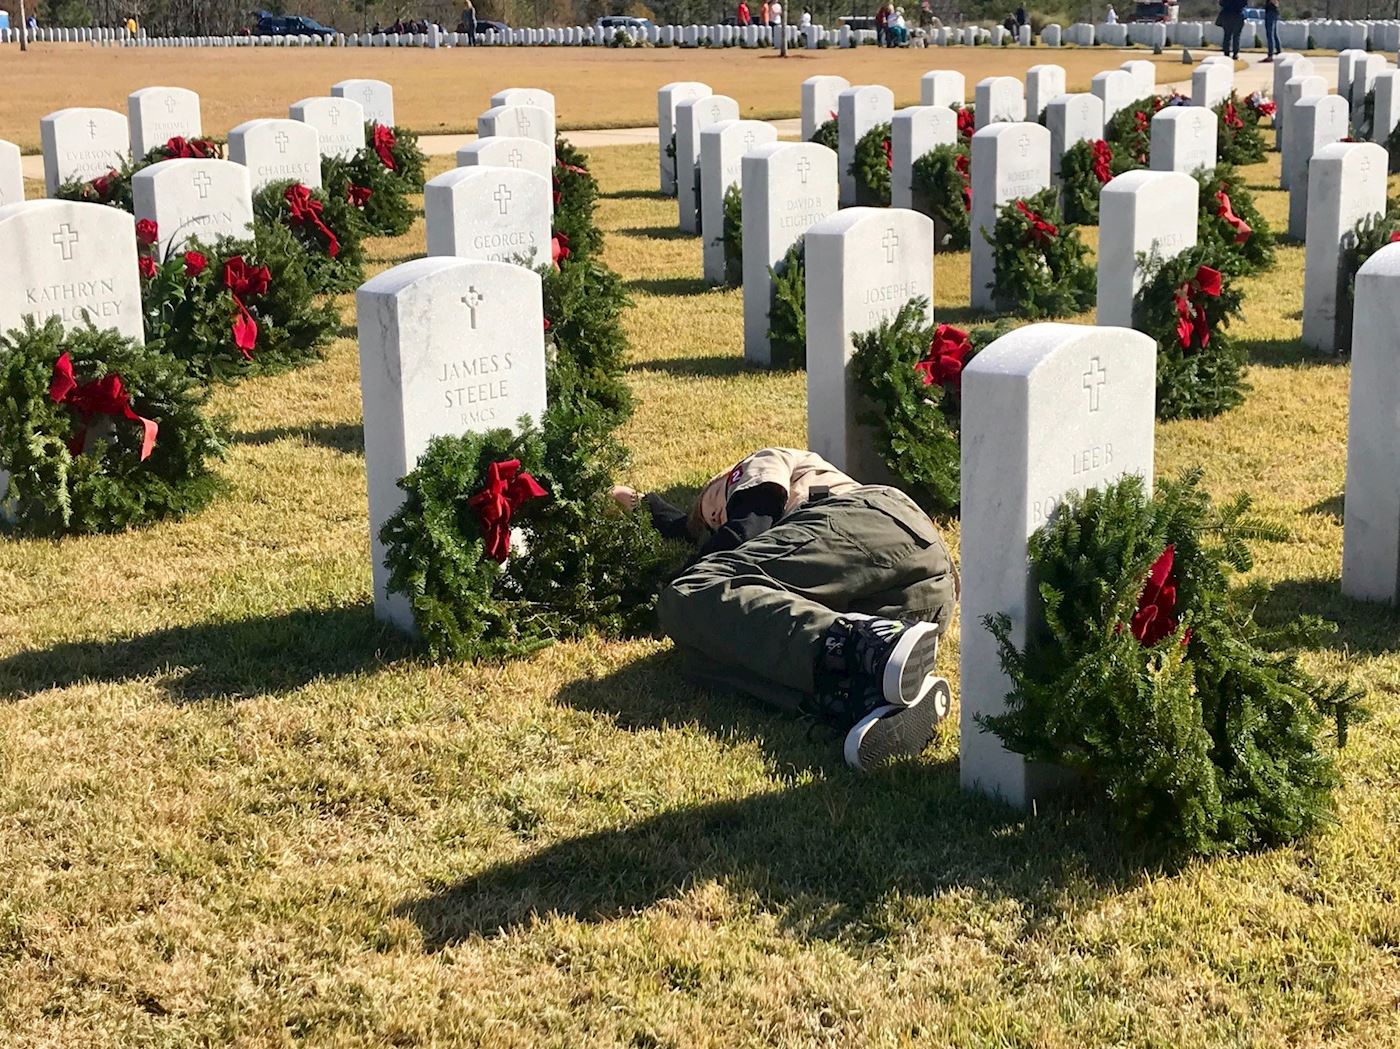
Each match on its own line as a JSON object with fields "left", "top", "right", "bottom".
{"left": 698, "top": 448, "right": 859, "bottom": 530}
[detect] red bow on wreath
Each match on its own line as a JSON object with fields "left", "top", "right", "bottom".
{"left": 956, "top": 107, "right": 975, "bottom": 139}
{"left": 469, "top": 459, "right": 548, "bottom": 562}
{"left": 551, "top": 231, "right": 571, "bottom": 269}
{"left": 347, "top": 184, "right": 373, "bottom": 208}
{"left": 91, "top": 168, "right": 120, "bottom": 201}
{"left": 1223, "top": 101, "right": 1244, "bottom": 130}
{"left": 1092, "top": 140, "right": 1113, "bottom": 184}
{"left": 1133, "top": 110, "right": 1149, "bottom": 133}
{"left": 1174, "top": 265, "right": 1221, "bottom": 351}
{"left": 224, "top": 256, "right": 272, "bottom": 359}
{"left": 284, "top": 184, "right": 340, "bottom": 258}
{"left": 49, "top": 352, "right": 158, "bottom": 461}
{"left": 1016, "top": 199, "right": 1058, "bottom": 246}
{"left": 1129, "top": 544, "right": 1183, "bottom": 647}
{"left": 1215, "top": 189, "right": 1252, "bottom": 245}
{"left": 162, "top": 136, "right": 216, "bottom": 159}
{"left": 372, "top": 124, "right": 397, "bottom": 171}
{"left": 883, "top": 137, "right": 893, "bottom": 172}
{"left": 955, "top": 152, "right": 972, "bottom": 212}
{"left": 914, "top": 324, "right": 972, "bottom": 391}
{"left": 1390, "top": 230, "right": 1400, "bottom": 244}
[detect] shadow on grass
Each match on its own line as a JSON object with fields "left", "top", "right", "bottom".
{"left": 604, "top": 188, "right": 668, "bottom": 201}
{"left": 627, "top": 275, "right": 712, "bottom": 297}
{"left": 1306, "top": 492, "right": 1344, "bottom": 524}
{"left": 0, "top": 603, "right": 410, "bottom": 703}
{"left": 1240, "top": 335, "right": 1329, "bottom": 368}
{"left": 628, "top": 354, "right": 750, "bottom": 378}
{"left": 615, "top": 225, "right": 692, "bottom": 240}
{"left": 402, "top": 655, "right": 1141, "bottom": 947}
{"left": 1250, "top": 576, "right": 1400, "bottom": 656}
{"left": 235, "top": 421, "right": 365, "bottom": 455}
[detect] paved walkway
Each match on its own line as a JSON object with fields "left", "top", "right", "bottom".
{"left": 18, "top": 52, "right": 1335, "bottom": 180}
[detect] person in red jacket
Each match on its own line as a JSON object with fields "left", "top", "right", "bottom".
{"left": 737, "top": 0, "right": 752, "bottom": 24}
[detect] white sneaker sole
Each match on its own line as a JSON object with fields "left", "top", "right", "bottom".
{"left": 881, "top": 621, "right": 940, "bottom": 708}
{"left": 843, "top": 678, "right": 953, "bottom": 771}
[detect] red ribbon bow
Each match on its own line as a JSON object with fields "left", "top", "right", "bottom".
{"left": 883, "top": 137, "right": 893, "bottom": 172}
{"left": 1133, "top": 110, "right": 1149, "bottom": 133}
{"left": 161, "top": 136, "right": 216, "bottom": 159}
{"left": 956, "top": 107, "right": 975, "bottom": 139}
{"left": 1129, "top": 544, "right": 1182, "bottom": 647}
{"left": 1215, "top": 189, "right": 1252, "bottom": 245}
{"left": 1223, "top": 102, "right": 1244, "bottom": 130}
{"left": 468, "top": 459, "right": 548, "bottom": 562}
{"left": 1016, "top": 199, "right": 1058, "bottom": 245}
{"left": 223, "top": 256, "right": 272, "bottom": 359}
{"left": 283, "top": 184, "right": 340, "bottom": 258}
{"left": 49, "top": 352, "right": 158, "bottom": 461}
{"left": 914, "top": 324, "right": 972, "bottom": 391}
{"left": 347, "top": 184, "right": 373, "bottom": 208}
{"left": 1091, "top": 139, "right": 1113, "bottom": 184}
{"left": 551, "top": 231, "right": 571, "bottom": 270}
{"left": 955, "top": 152, "right": 971, "bottom": 212}
{"left": 371, "top": 124, "right": 398, "bottom": 171}
{"left": 91, "top": 168, "right": 119, "bottom": 201}
{"left": 1174, "top": 265, "right": 1222, "bottom": 351}
{"left": 1390, "top": 231, "right": 1400, "bottom": 244}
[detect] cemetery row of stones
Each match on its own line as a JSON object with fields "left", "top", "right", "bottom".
{"left": 16, "top": 16, "right": 1400, "bottom": 52}
{"left": 0, "top": 68, "right": 1378, "bottom": 856}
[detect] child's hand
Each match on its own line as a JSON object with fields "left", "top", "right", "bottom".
{"left": 610, "top": 485, "right": 641, "bottom": 512}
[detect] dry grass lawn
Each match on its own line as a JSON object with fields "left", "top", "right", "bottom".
{"left": 0, "top": 43, "right": 1197, "bottom": 149}
{"left": 1, "top": 128, "right": 1399, "bottom": 1046}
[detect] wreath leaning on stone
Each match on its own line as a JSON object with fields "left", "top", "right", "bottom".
{"left": 252, "top": 179, "right": 367, "bottom": 295}
{"left": 766, "top": 242, "right": 807, "bottom": 369}
{"left": 1194, "top": 164, "right": 1275, "bottom": 277}
{"left": 986, "top": 188, "right": 1095, "bottom": 318}
{"left": 984, "top": 469, "right": 1363, "bottom": 858}
{"left": 910, "top": 143, "right": 971, "bottom": 250}
{"left": 852, "top": 122, "right": 893, "bottom": 207}
{"left": 0, "top": 317, "right": 226, "bottom": 536}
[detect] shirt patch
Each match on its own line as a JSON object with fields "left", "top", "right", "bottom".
{"left": 727, "top": 464, "right": 744, "bottom": 489}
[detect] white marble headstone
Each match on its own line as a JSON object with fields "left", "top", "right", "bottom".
{"left": 805, "top": 207, "right": 934, "bottom": 481}
{"left": 131, "top": 158, "right": 254, "bottom": 258}
{"left": 0, "top": 199, "right": 144, "bottom": 342}
{"left": 891, "top": 106, "right": 958, "bottom": 210}
{"left": 659, "top": 81, "right": 712, "bottom": 193}
{"left": 700, "top": 119, "right": 779, "bottom": 286}
{"left": 1287, "top": 95, "right": 1350, "bottom": 239}
{"left": 1120, "top": 59, "right": 1156, "bottom": 99}
{"left": 921, "top": 70, "right": 966, "bottom": 109}
{"left": 456, "top": 137, "right": 554, "bottom": 201}
{"left": 478, "top": 104, "right": 554, "bottom": 153}
{"left": 1025, "top": 65, "right": 1066, "bottom": 124}
{"left": 40, "top": 107, "right": 130, "bottom": 196}
{"left": 490, "top": 87, "right": 557, "bottom": 143}
{"left": 127, "top": 86, "right": 202, "bottom": 158}
{"left": 289, "top": 96, "right": 366, "bottom": 162}
{"left": 974, "top": 76, "right": 1026, "bottom": 130}
{"left": 1302, "top": 142, "right": 1387, "bottom": 352}
{"left": 228, "top": 118, "right": 322, "bottom": 191}
{"left": 837, "top": 85, "right": 895, "bottom": 206}
{"left": 970, "top": 122, "right": 1051, "bottom": 311}
{"left": 356, "top": 257, "right": 547, "bottom": 632}
{"left": 960, "top": 323, "right": 1156, "bottom": 807}
{"left": 1091, "top": 69, "right": 1137, "bottom": 123}
{"left": 1046, "top": 93, "right": 1104, "bottom": 179}
{"left": 741, "top": 142, "right": 838, "bottom": 365}
{"left": 0, "top": 139, "right": 22, "bottom": 206}
{"left": 424, "top": 166, "right": 551, "bottom": 266}
{"left": 332, "top": 78, "right": 395, "bottom": 126}
{"left": 800, "top": 75, "right": 849, "bottom": 142}
{"left": 1191, "top": 61, "right": 1233, "bottom": 110}
{"left": 1149, "top": 106, "right": 1218, "bottom": 174}
{"left": 1097, "top": 170, "right": 1199, "bottom": 328}
{"left": 675, "top": 94, "right": 739, "bottom": 234}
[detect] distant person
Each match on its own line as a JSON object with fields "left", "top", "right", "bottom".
{"left": 125, "top": 14, "right": 137, "bottom": 35}
{"left": 760, "top": 0, "right": 771, "bottom": 25}
{"left": 919, "top": 0, "right": 933, "bottom": 27}
{"left": 737, "top": 0, "right": 751, "bottom": 25}
{"left": 462, "top": 0, "right": 477, "bottom": 45}
{"left": 1218, "top": 0, "right": 1245, "bottom": 59}
{"left": 1262, "top": 0, "right": 1280, "bottom": 60}
{"left": 800, "top": 7, "right": 812, "bottom": 26}
{"left": 1105, "top": 4, "right": 1118, "bottom": 23}
{"left": 1015, "top": 4, "right": 1027, "bottom": 26}
{"left": 771, "top": 0, "right": 783, "bottom": 48}
{"left": 875, "top": 2, "right": 891, "bottom": 45}
{"left": 889, "top": 7, "right": 908, "bottom": 43}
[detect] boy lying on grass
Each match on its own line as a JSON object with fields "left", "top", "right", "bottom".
{"left": 612, "top": 448, "right": 957, "bottom": 771}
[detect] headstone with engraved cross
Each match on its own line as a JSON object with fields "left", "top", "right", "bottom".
{"left": 289, "top": 96, "right": 366, "bottom": 162}
{"left": 970, "top": 122, "right": 1051, "bottom": 311}
{"left": 0, "top": 140, "right": 22, "bottom": 206}
{"left": 1302, "top": 142, "right": 1388, "bottom": 352}
{"left": 974, "top": 76, "right": 1027, "bottom": 130}
{"left": 477, "top": 104, "right": 554, "bottom": 158}
{"left": 800, "top": 74, "right": 849, "bottom": 141}
{"left": 1090, "top": 69, "right": 1137, "bottom": 124}
{"left": 699, "top": 119, "right": 779, "bottom": 286}
{"left": 491, "top": 88, "right": 557, "bottom": 142}
{"left": 1287, "top": 95, "right": 1351, "bottom": 240}
{"left": 960, "top": 322, "right": 1156, "bottom": 809}
{"left": 332, "top": 78, "right": 395, "bottom": 127}
{"left": 424, "top": 166, "right": 551, "bottom": 266}
{"left": 742, "top": 142, "right": 838, "bottom": 365}
{"left": 0, "top": 199, "right": 145, "bottom": 343}
{"left": 228, "top": 118, "right": 322, "bottom": 191}
{"left": 40, "top": 107, "right": 130, "bottom": 197}
{"left": 658, "top": 81, "right": 712, "bottom": 194}
{"left": 890, "top": 106, "right": 958, "bottom": 211}
{"left": 455, "top": 137, "right": 554, "bottom": 206}
{"left": 805, "top": 207, "right": 935, "bottom": 480}
{"left": 127, "top": 86, "right": 202, "bottom": 158}
{"left": 132, "top": 158, "right": 255, "bottom": 257}
{"left": 1045, "top": 93, "right": 1104, "bottom": 181}
{"left": 675, "top": 94, "right": 739, "bottom": 233}
{"left": 1149, "top": 106, "right": 1218, "bottom": 175}
{"left": 1097, "top": 170, "right": 1199, "bottom": 327}
{"left": 837, "top": 85, "right": 895, "bottom": 207}
{"left": 356, "top": 256, "right": 547, "bottom": 632}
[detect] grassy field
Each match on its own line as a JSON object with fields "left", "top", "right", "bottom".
{"left": 0, "top": 43, "right": 1200, "bottom": 149}
{"left": 2, "top": 130, "right": 1400, "bottom": 1046}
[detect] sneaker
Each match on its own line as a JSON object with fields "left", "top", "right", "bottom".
{"left": 1262, "top": 56, "right": 1273, "bottom": 62}
{"left": 841, "top": 615, "right": 942, "bottom": 708}
{"left": 844, "top": 678, "right": 953, "bottom": 771}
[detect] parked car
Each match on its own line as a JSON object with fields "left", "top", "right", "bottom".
{"left": 255, "top": 13, "right": 337, "bottom": 36}
{"left": 473, "top": 18, "right": 508, "bottom": 35}
{"left": 595, "top": 15, "right": 653, "bottom": 30}
{"left": 1127, "top": 0, "right": 1177, "bottom": 21}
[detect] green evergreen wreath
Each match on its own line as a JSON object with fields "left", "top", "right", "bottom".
{"left": 53, "top": 136, "right": 225, "bottom": 213}
{"left": 141, "top": 224, "right": 338, "bottom": 382}
{"left": 1385, "top": 121, "right": 1400, "bottom": 172}
{"left": 767, "top": 242, "right": 807, "bottom": 369}
{"left": 252, "top": 179, "right": 367, "bottom": 294}
{"left": 910, "top": 143, "right": 971, "bottom": 250}
{"left": 379, "top": 400, "right": 684, "bottom": 663}
{"left": 322, "top": 149, "right": 415, "bottom": 238}
{"left": 553, "top": 136, "right": 603, "bottom": 261}
{"left": 1193, "top": 165, "right": 1276, "bottom": 277}
{"left": 1337, "top": 208, "right": 1400, "bottom": 352}
{"left": 1057, "top": 138, "right": 1127, "bottom": 225}
{"left": 852, "top": 122, "right": 892, "bottom": 206}
{"left": 541, "top": 254, "right": 634, "bottom": 424}
{"left": 1133, "top": 244, "right": 1247, "bottom": 420}
{"left": 987, "top": 189, "right": 1095, "bottom": 318}
{"left": 984, "top": 469, "right": 1362, "bottom": 857}
{"left": 0, "top": 317, "right": 226, "bottom": 536}
{"left": 721, "top": 183, "right": 743, "bottom": 287}
{"left": 849, "top": 298, "right": 1011, "bottom": 513}
{"left": 809, "top": 116, "right": 840, "bottom": 151}
{"left": 1104, "top": 96, "right": 1162, "bottom": 168}
{"left": 366, "top": 122, "right": 427, "bottom": 188}
{"left": 1215, "top": 92, "right": 1267, "bottom": 166}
